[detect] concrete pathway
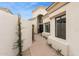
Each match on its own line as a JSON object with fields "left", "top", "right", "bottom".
{"left": 29, "top": 34, "right": 57, "bottom": 56}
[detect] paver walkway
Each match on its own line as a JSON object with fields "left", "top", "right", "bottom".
{"left": 24, "top": 34, "right": 57, "bottom": 56}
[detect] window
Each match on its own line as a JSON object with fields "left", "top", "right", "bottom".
{"left": 55, "top": 14, "right": 66, "bottom": 39}
{"left": 45, "top": 22, "right": 50, "bottom": 33}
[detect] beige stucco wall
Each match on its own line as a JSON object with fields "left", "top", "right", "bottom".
{"left": 47, "top": 2, "right": 79, "bottom": 56}
{"left": 0, "top": 10, "right": 18, "bottom": 56}
{"left": 30, "top": 17, "right": 38, "bottom": 34}
{"left": 66, "top": 2, "right": 79, "bottom": 56}
{"left": 0, "top": 10, "right": 32, "bottom": 56}
{"left": 21, "top": 20, "right": 32, "bottom": 51}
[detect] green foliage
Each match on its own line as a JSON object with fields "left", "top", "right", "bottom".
{"left": 13, "top": 14, "right": 23, "bottom": 56}
{"left": 56, "top": 49, "right": 64, "bottom": 56}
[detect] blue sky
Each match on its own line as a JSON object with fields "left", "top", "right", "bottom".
{"left": 0, "top": 2, "right": 52, "bottom": 20}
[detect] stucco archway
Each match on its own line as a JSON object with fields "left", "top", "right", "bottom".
{"left": 37, "top": 14, "right": 43, "bottom": 33}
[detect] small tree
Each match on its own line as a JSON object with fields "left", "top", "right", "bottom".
{"left": 13, "top": 14, "right": 23, "bottom": 56}
{"left": 17, "top": 14, "right": 22, "bottom": 56}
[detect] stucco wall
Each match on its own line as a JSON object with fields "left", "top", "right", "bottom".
{"left": 31, "top": 18, "right": 38, "bottom": 34}
{"left": 21, "top": 20, "right": 32, "bottom": 51}
{"left": 0, "top": 10, "right": 32, "bottom": 56}
{"left": 66, "top": 2, "right": 79, "bottom": 56}
{"left": 0, "top": 10, "right": 18, "bottom": 56}
{"left": 47, "top": 2, "right": 79, "bottom": 56}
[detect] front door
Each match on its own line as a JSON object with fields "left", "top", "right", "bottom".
{"left": 39, "top": 24, "right": 43, "bottom": 33}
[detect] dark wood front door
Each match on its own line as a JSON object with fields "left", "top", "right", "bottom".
{"left": 38, "top": 24, "right": 43, "bottom": 33}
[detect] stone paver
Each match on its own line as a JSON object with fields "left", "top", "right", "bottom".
{"left": 30, "top": 34, "right": 57, "bottom": 56}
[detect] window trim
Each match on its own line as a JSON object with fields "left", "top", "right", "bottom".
{"left": 55, "top": 14, "right": 66, "bottom": 40}
{"left": 44, "top": 22, "right": 50, "bottom": 33}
